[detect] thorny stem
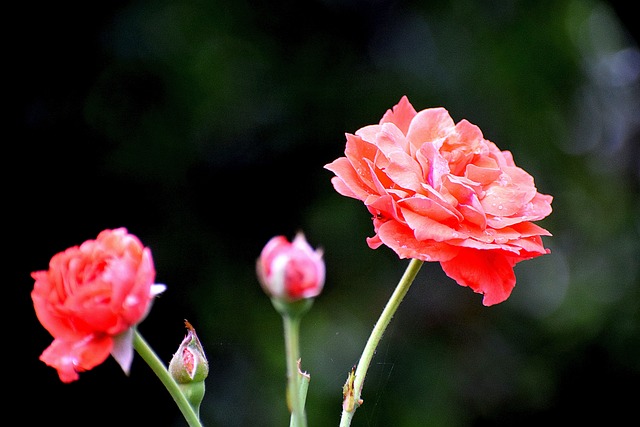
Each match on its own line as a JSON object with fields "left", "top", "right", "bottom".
{"left": 133, "top": 329, "right": 204, "bottom": 427}
{"left": 339, "top": 258, "right": 424, "bottom": 427}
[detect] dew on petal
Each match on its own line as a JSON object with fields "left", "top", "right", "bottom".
{"left": 62, "top": 356, "right": 79, "bottom": 367}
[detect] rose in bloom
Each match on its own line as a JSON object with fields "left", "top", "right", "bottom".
{"left": 324, "top": 96, "right": 553, "bottom": 306}
{"left": 256, "top": 232, "right": 325, "bottom": 302}
{"left": 31, "top": 228, "right": 166, "bottom": 383}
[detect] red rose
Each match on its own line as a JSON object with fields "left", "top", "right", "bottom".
{"left": 31, "top": 228, "right": 165, "bottom": 382}
{"left": 325, "top": 96, "right": 553, "bottom": 305}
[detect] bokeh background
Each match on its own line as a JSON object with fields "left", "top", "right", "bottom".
{"left": 12, "top": 0, "right": 639, "bottom": 426}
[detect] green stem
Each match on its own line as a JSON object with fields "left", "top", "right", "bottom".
{"left": 339, "top": 258, "right": 424, "bottom": 427}
{"left": 133, "top": 329, "right": 204, "bottom": 427}
{"left": 283, "top": 314, "right": 307, "bottom": 427}
{"left": 289, "top": 363, "right": 311, "bottom": 427}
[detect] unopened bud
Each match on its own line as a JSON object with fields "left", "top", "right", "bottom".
{"left": 257, "top": 232, "right": 325, "bottom": 304}
{"left": 169, "top": 320, "right": 209, "bottom": 415}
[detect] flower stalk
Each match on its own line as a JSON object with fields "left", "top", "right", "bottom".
{"left": 272, "top": 299, "right": 313, "bottom": 427}
{"left": 283, "top": 312, "right": 307, "bottom": 427}
{"left": 257, "top": 233, "right": 324, "bottom": 426}
{"left": 339, "top": 258, "right": 424, "bottom": 427}
{"left": 133, "top": 329, "right": 204, "bottom": 427}
{"left": 290, "top": 359, "right": 311, "bottom": 427}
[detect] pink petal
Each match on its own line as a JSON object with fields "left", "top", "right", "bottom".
{"left": 402, "top": 209, "right": 466, "bottom": 242}
{"left": 416, "top": 141, "right": 450, "bottom": 189}
{"left": 398, "top": 196, "right": 461, "bottom": 224}
{"left": 384, "top": 151, "right": 425, "bottom": 193}
{"left": 406, "top": 108, "right": 456, "bottom": 148}
{"left": 366, "top": 194, "right": 403, "bottom": 222}
{"left": 326, "top": 160, "right": 368, "bottom": 200}
{"left": 465, "top": 162, "right": 501, "bottom": 185}
{"left": 380, "top": 95, "right": 417, "bottom": 134}
{"left": 111, "top": 328, "right": 135, "bottom": 376}
{"left": 376, "top": 220, "right": 459, "bottom": 262}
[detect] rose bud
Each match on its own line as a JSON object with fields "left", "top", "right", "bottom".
{"left": 256, "top": 232, "right": 325, "bottom": 304}
{"left": 169, "top": 320, "right": 209, "bottom": 415}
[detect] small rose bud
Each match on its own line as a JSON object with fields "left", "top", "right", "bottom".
{"left": 169, "top": 320, "right": 209, "bottom": 415}
{"left": 256, "top": 232, "right": 325, "bottom": 305}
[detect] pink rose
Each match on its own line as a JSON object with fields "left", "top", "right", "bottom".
{"left": 257, "top": 232, "right": 325, "bottom": 302}
{"left": 324, "top": 96, "right": 553, "bottom": 305}
{"left": 31, "top": 228, "right": 166, "bottom": 383}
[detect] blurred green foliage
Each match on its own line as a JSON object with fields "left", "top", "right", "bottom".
{"left": 16, "top": 0, "right": 638, "bottom": 426}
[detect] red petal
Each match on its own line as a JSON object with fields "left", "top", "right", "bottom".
{"left": 40, "top": 335, "right": 113, "bottom": 383}
{"left": 440, "top": 249, "right": 517, "bottom": 306}
{"left": 376, "top": 220, "right": 458, "bottom": 262}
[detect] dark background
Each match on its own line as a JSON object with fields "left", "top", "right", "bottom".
{"left": 11, "top": 1, "right": 639, "bottom": 426}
